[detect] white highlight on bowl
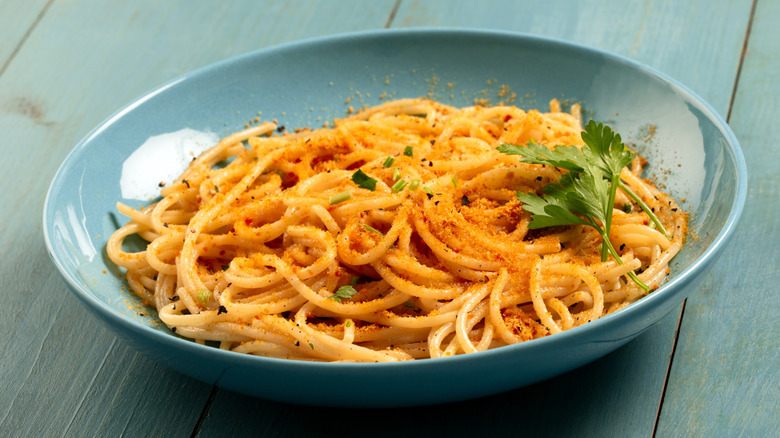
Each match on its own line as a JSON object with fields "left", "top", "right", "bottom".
{"left": 120, "top": 128, "right": 219, "bottom": 200}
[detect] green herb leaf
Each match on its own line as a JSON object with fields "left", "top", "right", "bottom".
{"left": 362, "top": 224, "right": 384, "bottom": 235}
{"left": 497, "top": 140, "right": 588, "bottom": 173}
{"left": 197, "top": 289, "right": 211, "bottom": 304}
{"left": 391, "top": 179, "right": 407, "bottom": 192}
{"left": 403, "top": 145, "right": 414, "bottom": 157}
{"left": 351, "top": 169, "right": 377, "bottom": 191}
{"left": 330, "top": 285, "right": 358, "bottom": 302}
{"left": 409, "top": 179, "right": 421, "bottom": 191}
{"left": 382, "top": 156, "right": 395, "bottom": 168}
{"left": 329, "top": 190, "right": 352, "bottom": 205}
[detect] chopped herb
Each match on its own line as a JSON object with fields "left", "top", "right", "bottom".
{"left": 221, "top": 265, "right": 229, "bottom": 271}
{"left": 622, "top": 203, "right": 632, "bottom": 213}
{"left": 197, "top": 289, "right": 210, "bottom": 304}
{"left": 349, "top": 276, "right": 360, "bottom": 286}
{"left": 362, "top": 224, "right": 384, "bottom": 235}
{"left": 391, "top": 179, "right": 408, "bottom": 192}
{"left": 329, "top": 190, "right": 352, "bottom": 205}
{"left": 382, "top": 156, "right": 395, "bottom": 167}
{"left": 423, "top": 186, "right": 434, "bottom": 195}
{"left": 351, "top": 169, "right": 377, "bottom": 191}
{"left": 403, "top": 145, "right": 414, "bottom": 157}
{"left": 345, "top": 321, "right": 352, "bottom": 327}
{"left": 309, "top": 342, "right": 315, "bottom": 350}
{"left": 392, "top": 167, "right": 400, "bottom": 181}
{"left": 330, "top": 285, "right": 358, "bottom": 302}
{"left": 214, "top": 185, "right": 219, "bottom": 192}
{"left": 451, "top": 176, "right": 458, "bottom": 187}
{"left": 409, "top": 179, "right": 421, "bottom": 191}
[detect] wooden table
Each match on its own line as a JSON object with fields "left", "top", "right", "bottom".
{"left": 2, "top": 1, "right": 777, "bottom": 436}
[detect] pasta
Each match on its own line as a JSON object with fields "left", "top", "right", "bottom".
{"left": 107, "top": 97, "right": 687, "bottom": 362}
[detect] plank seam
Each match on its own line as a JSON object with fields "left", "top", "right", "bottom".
{"left": 190, "top": 386, "right": 218, "bottom": 438}
{"left": 0, "top": 0, "right": 55, "bottom": 79}
{"left": 652, "top": 300, "right": 686, "bottom": 437}
{"left": 385, "top": 0, "right": 402, "bottom": 28}
{"left": 726, "top": 0, "right": 758, "bottom": 123}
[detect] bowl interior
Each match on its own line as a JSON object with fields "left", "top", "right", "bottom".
{"left": 44, "top": 29, "right": 745, "bottom": 406}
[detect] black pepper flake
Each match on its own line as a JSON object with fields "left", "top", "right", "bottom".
{"left": 536, "top": 176, "right": 542, "bottom": 181}
{"left": 163, "top": 223, "right": 169, "bottom": 228}
{"left": 276, "top": 125, "right": 285, "bottom": 132}
{"left": 461, "top": 195, "right": 470, "bottom": 206}
{"left": 434, "top": 201, "right": 440, "bottom": 206}
{"left": 619, "top": 244, "right": 625, "bottom": 251}
{"left": 426, "top": 193, "right": 433, "bottom": 200}
{"left": 428, "top": 161, "right": 433, "bottom": 167}
{"left": 158, "top": 181, "right": 166, "bottom": 187}
{"left": 169, "top": 296, "right": 180, "bottom": 302}
{"left": 430, "top": 139, "right": 435, "bottom": 145}
{"left": 218, "top": 305, "right": 228, "bottom": 315}
{"left": 671, "top": 208, "right": 678, "bottom": 212}
{"left": 295, "top": 341, "right": 300, "bottom": 347}
{"left": 182, "top": 179, "right": 190, "bottom": 188}
{"left": 171, "top": 327, "right": 177, "bottom": 333}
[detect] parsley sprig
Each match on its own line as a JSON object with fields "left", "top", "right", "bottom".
{"left": 498, "top": 120, "right": 669, "bottom": 292}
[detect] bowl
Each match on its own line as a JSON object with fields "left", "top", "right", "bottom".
{"left": 43, "top": 28, "right": 747, "bottom": 407}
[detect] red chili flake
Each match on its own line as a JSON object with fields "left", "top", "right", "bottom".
{"left": 245, "top": 218, "right": 253, "bottom": 225}
{"left": 504, "top": 115, "right": 512, "bottom": 122}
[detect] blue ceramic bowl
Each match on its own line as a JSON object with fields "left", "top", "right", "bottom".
{"left": 43, "top": 28, "right": 746, "bottom": 407}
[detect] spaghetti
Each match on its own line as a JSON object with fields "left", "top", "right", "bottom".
{"left": 107, "top": 98, "right": 687, "bottom": 362}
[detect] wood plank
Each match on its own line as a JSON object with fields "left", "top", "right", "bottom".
{"left": 0, "top": 0, "right": 395, "bottom": 436}
{"left": 395, "top": 0, "right": 749, "bottom": 113}
{"left": 0, "top": 0, "right": 50, "bottom": 70}
{"left": 656, "top": 0, "right": 780, "bottom": 435}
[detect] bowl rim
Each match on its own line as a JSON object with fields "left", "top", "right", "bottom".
{"left": 42, "top": 27, "right": 748, "bottom": 372}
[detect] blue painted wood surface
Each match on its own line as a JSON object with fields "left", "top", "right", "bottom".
{"left": 0, "top": 0, "right": 775, "bottom": 436}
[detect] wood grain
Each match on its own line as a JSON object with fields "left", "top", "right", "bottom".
{"left": 657, "top": 0, "right": 780, "bottom": 435}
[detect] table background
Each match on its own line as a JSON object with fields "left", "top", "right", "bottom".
{"left": 1, "top": 0, "right": 777, "bottom": 436}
